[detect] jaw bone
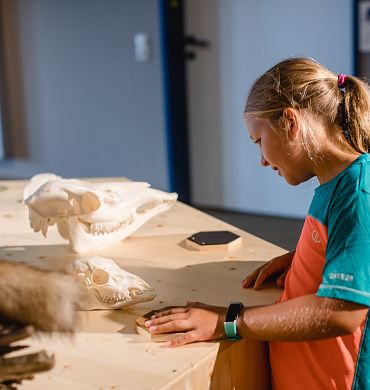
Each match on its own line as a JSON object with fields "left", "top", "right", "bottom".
{"left": 65, "top": 256, "right": 156, "bottom": 310}
{"left": 24, "top": 175, "right": 177, "bottom": 253}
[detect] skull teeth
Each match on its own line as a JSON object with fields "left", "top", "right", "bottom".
{"left": 102, "top": 294, "right": 129, "bottom": 304}
{"left": 90, "top": 216, "right": 133, "bottom": 236}
{"left": 101, "top": 289, "right": 145, "bottom": 304}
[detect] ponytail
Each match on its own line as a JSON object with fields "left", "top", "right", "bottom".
{"left": 338, "top": 75, "right": 370, "bottom": 153}
{"left": 244, "top": 58, "right": 370, "bottom": 157}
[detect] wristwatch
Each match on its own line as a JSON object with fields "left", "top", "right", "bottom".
{"left": 224, "top": 301, "right": 244, "bottom": 340}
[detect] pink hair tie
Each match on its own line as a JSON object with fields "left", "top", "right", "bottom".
{"left": 338, "top": 74, "right": 346, "bottom": 89}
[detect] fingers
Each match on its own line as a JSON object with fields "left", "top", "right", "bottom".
{"left": 276, "top": 268, "right": 289, "bottom": 287}
{"left": 241, "top": 265, "right": 264, "bottom": 288}
{"left": 242, "top": 255, "right": 292, "bottom": 290}
{"left": 242, "top": 263, "right": 270, "bottom": 289}
{"left": 142, "top": 306, "right": 222, "bottom": 348}
{"left": 146, "top": 312, "right": 189, "bottom": 327}
{"left": 253, "top": 266, "right": 274, "bottom": 290}
{"left": 147, "top": 317, "right": 189, "bottom": 334}
{"left": 151, "top": 306, "right": 188, "bottom": 319}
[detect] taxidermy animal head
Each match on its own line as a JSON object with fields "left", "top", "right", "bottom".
{"left": 0, "top": 260, "right": 83, "bottom": 332}
{"left": 24, "top": 174, "right": 177, "bottom": 253}
{"left": 65, "top": 256, "right": 156, "bottom": 310}
{"left": 0, "top": 260, "right": 84, "bottom": 387}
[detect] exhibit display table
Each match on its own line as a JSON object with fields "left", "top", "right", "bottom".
{"left": 0, "top": 179, "right": 284, "bottom": 389}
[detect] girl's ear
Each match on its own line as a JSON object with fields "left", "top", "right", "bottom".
{"left": 282, "top": 108, "right": 300, "bottom": 140}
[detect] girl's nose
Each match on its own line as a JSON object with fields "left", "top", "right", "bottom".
{"left": 261, "top": 154, "right": 269, "bottom": 167}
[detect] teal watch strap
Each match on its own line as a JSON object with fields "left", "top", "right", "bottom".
{"left": 224, "top": 319, "right": 239, "bottom": 340}
{"left": 224, "top": 302, "right": 243, "bottom": 340}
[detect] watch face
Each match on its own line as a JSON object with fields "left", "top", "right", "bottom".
{"left": 225, "top": 302, "right": 243, "bottom": 322}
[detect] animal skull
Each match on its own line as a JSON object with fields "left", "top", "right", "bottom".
{"left": 65, "top": 256, "right": 156, "bottom": 310}
{"left": 24, "top": 174, "right": 177, "bottom": 253}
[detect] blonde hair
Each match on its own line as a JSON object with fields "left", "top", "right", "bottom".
{"left": 244, "top": 57, "right": 370, "bottom": 157}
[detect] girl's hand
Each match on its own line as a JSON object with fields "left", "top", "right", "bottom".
{"left": 144, "top": 302, "right": 227, "bottom": 347}
{"left": 241, "top": 251, "right": 295, "bottom": 290}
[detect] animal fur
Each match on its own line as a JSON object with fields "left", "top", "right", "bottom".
{"left": 0, "top": 260, "right": 83, "bottom": 333}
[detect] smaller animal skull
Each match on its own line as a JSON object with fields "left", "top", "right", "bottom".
{"left": 65, "top": 256, "right": 156, "bottom": 310}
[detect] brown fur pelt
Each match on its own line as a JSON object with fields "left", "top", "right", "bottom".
{"left": 0, "top": 260, "right": 83, "bottom": 333}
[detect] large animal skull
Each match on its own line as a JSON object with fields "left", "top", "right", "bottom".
{"left": 24, "top": 174, "right": 177, "bottom": 253}
{"left": 65, "top": 256, "right": 156, "bottom": 310}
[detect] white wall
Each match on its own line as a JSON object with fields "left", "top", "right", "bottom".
{"left": 0, "top": 0, "right": 169, "bottom": 190}
{"left": 186, "top": 0, "right": 353, "bottom": 217}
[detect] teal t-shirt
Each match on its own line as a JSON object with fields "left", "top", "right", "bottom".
{"left": 313, "top": 153, "right": 370, "bottom": 389}
{"left": 270, "top": 154, "right": 370, "bottom": 389}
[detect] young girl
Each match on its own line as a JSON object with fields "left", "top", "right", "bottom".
{"left": 144, "top": 58, "right": 370, "bottom": 389}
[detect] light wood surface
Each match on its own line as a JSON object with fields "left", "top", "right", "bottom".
{"left": 0, "top": 179, "right": 285, "bottom": 389}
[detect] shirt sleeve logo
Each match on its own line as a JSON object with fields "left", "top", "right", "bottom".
{"left": 311, "top": 230, "right": 321, "bottom": 243}
{"left": 329, "top": 272, "right": 354, "bottom": 282}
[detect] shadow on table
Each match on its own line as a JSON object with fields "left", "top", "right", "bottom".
{"left": 0, "top": 243, "right": 281, "bottom": 332}
{"left": 0, "top": 243, "right": 275, "bottom": 390}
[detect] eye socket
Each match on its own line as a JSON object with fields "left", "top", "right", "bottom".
{"left": 81, "top": 191, "right": 100, "bottom": 212}
{"left": 254, "top": 138, "right": 261, "bottom": 145}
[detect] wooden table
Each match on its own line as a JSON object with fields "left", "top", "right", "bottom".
{"left": 0, "top": 179, "right": 284, "bottom": 389}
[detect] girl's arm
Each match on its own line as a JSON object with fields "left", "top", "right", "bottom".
{"left": 238, "top": 294, "right": 367, "bottom": 341}
{"left": 145, "top": 295, "right": 368, "bottom": 347}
